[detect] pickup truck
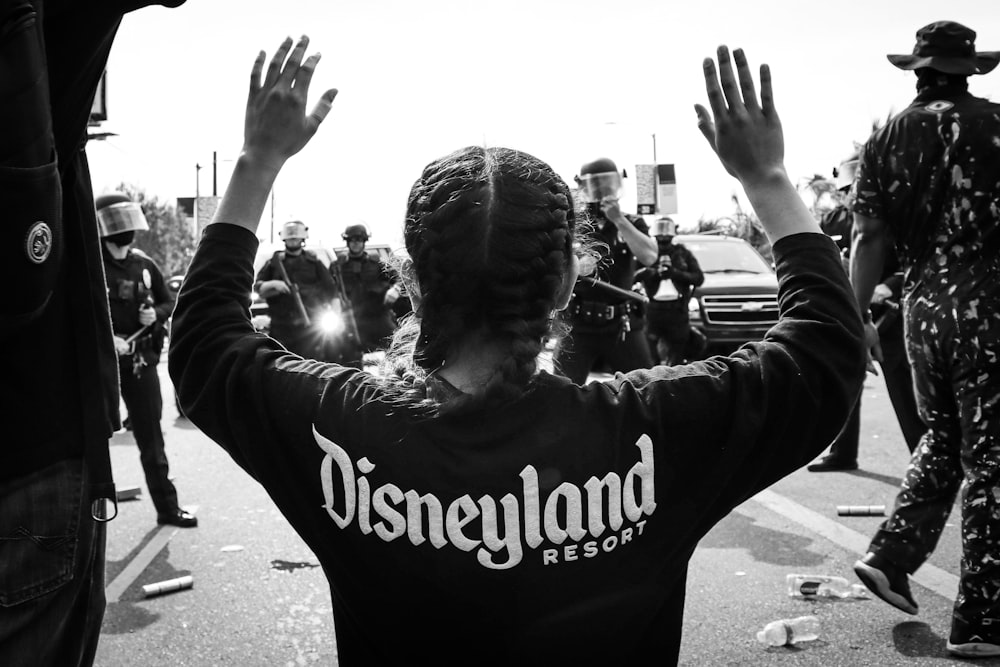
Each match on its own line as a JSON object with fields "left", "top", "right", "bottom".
{"left": 674, "top": 234, "right": 779, "bottom": 354}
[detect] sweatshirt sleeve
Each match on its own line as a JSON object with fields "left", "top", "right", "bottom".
{"left": 167, "top": 223, "right": 361, "bottom": 479}
{"left": 621, "top": 232, "right": 866, "bottom": 516}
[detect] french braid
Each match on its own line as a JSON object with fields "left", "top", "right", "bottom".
{"left": 374, "top": 146, "right": 576, "bottom": 414}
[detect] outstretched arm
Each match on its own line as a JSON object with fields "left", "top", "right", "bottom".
{"left": 694, "top": 47, "right": 820, "bottom": 244}
{"left": 212, "top": 36, "right": 338, "bottom": 235}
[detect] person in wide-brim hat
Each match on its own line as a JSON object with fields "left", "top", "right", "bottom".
{"left": 887, "top": 20, "right": 1000, "bottom": 75}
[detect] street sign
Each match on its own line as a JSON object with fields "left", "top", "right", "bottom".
{"left": 657, "top": 164, "right": 678, "bottom": 215}
{"left": 635, "top": 164, "right": 656, "bottom": 215}
{"left": 635, "top": 163, "right": 678, "bottom": 215}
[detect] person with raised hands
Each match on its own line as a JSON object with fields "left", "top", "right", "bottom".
{"left": 169, "top": 39, "right": 864, "bottom": 665}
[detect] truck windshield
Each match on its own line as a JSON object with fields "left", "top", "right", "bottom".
{"left": 684, "top": 241, "right": 771, "bottom": 274}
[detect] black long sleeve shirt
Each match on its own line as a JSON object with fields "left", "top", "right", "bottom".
{"left": 170, "top": 224, "right": 865, "bottom": 666}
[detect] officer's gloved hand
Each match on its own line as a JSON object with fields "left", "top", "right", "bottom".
{"left": 113, "top": 336, "right": 130, "bottom": 357}
{"left": 384, "top": 285, "right": 400, "bottom": 305}
{"left": 578, "top": 254, "right": 598, "bottom": 278}
{"left": 138, "top": 305, "right": 156, "bottom": 326}
{"left": 599, "top": 197, "right": 628, "bottom": 226}
{"left": 871, "top": 283, "right": 892, "bottom": 305}
{"left": 258, "top": 280, "right": 290, "bottom": 298}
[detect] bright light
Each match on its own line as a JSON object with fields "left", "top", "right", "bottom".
{"left": 688, "top": 298, "right": 701, "bottom": 313}
{"left": 318, "top": 310, "right": 345, "bottom": 336}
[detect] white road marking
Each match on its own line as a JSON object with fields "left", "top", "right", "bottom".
{"left": 104, "top": 504, "right": 199, "bottom": 603}
{"left": 748, "top": 489, "right": 959, "bottom": 602}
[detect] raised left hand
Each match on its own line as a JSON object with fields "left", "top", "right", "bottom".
{"left": 242, "top": 35, "right": 339, "bottom": 172}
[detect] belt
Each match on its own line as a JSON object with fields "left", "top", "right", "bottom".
{"left": 568, "top": 299, "right": 634, "bottom": 323}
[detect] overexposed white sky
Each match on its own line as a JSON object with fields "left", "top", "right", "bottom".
{"left": 86, "top": 0, "right": 1000, "bottom": 248}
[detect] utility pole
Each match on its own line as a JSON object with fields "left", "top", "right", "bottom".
{"left": 195, "top": 163, "right": 201, "bottom": 230}
{"left": 212, "top": 151, "right": 218, "bottom": 196}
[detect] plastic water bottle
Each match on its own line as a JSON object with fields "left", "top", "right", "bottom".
{"left": 786, "top": 573, "right": 869, "bottom": 598}
{"left": 756, "top": 615, "right": 820, "bottom": 647}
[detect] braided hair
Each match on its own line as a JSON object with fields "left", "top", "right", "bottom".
{"left": 374, "top": 146, "right": 577, "bottom": 414}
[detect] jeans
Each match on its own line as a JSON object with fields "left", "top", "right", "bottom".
{"left": 0, "top": 458, "right": 106, "bottom": 666}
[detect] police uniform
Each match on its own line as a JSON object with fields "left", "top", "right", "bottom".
{"left": 104, "top": 246, "right": 180, "bottom": 520}
{"left": 254, "top": 250, "right": 339, "bottom": 360}
{"left": 331, "top": 250, "right": 399, "bottom": 366}
{"left": 554, "top": 214, "right": 654, "bottom": 383}
{"left": 811, "top": 222, "right": 924, "bottom": 469}
{"left": 636, "top": 240, "right": 704, "bottom": 365}
{"left": 855, "top": 80, "right": 1000, "bottom": 632}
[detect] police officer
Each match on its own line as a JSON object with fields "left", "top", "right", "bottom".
{"left": 98, "top": 193, "right": 196, "bottom": 529}
{"left": 255, "top": 220, "right": 339, "bottom": 360}
{"left": 330, "top": 223, "right": 402, "bottom": 369}
{"left": 636, "top": 217, "right": 705, "bottom": 365}
{"left": 553, "top": 157, "right": 658, "bottom": 384}
{"left": 808, "top": 150, "right": 924, "bottom": 472}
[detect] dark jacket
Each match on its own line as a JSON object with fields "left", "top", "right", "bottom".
{"left": 103, "top": 246, "right": 173, "bottom": 366}
{"left": 331, "top": 251, "right": 399, "bottom": 345}
{"left": 254, "top": 250, "right": 338, "bottom": 327}
{"left": 636, "top": 240, "right": 705, "bottom": 308}
{"left": 854, "top": 86, "right": 1000, "bottom": 296}
{"left": 0, "top": 0, "right": 186, "bottom": 495}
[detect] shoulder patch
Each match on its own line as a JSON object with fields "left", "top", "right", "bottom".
{"left": 924, "top": 100, "right": 954, "bottom": 113}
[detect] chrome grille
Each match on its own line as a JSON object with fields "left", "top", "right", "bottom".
{"left": 700, "top": 294, "right": 780, "bottom": 325}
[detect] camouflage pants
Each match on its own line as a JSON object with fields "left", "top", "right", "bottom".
{"left": 869, "top": 287, "right": 1000, "bottom": 630}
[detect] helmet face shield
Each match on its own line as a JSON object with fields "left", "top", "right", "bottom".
{"left": 650, "top": 217, "right": 676, "bottom": 238}
{"left": 281, "top": 221, "right": 309, "bottom": 240}
{"left": 97, "top": 202, "right": 149, "bottom": 238}
{"left": 578, "top": 171, "right": 622, "bottom": 203}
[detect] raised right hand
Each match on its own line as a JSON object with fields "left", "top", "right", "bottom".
{"left": 694, "top": 46, "right": 784, "bottom": 187}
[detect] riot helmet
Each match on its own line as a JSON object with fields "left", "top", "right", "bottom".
{"left": 650, "top": 217, "right": 677, "bottom": 238}
{"left": 96, "top": 192, "right": 148, "bottom": 238}
{"left": 342, "top": 223, "right": 370, "bottom": 242}
{"left": 280, "top": 220, "right": 309, "bottom": 240}
{"left": 577, "top": 157, "right": 623, "bottom": 203}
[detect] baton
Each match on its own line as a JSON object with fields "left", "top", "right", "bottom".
{"left": 577, "top": 276, "right": 648, "bottom": 304}
{"left": 270, "top": 251, "right": 312, "bottom": 325}
{"left": 124, "top": 323, "right": 153, "bottom": 345}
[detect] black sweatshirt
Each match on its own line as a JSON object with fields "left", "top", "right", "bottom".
{"left": 170, "top": 224, "right": 865, "bottom": 666}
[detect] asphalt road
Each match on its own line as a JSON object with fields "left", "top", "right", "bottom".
{"left": 92, "top": 360, "right": 997, "bottom": 666}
